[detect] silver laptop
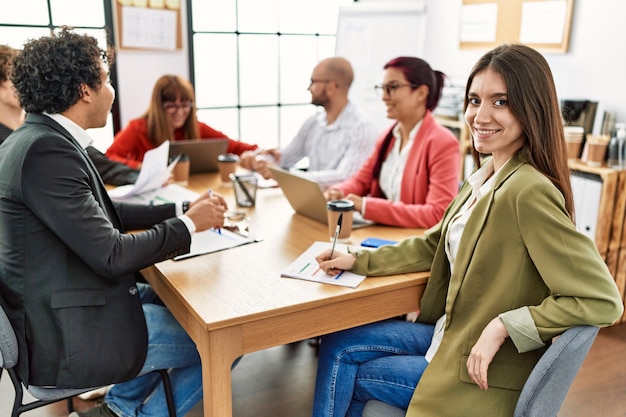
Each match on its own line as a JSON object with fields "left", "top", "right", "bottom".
{"left": 168, "top": 139, "right": 229, "bottom": 173}
{"left": 268, "top": 166, "right": 373, "bottom": 228}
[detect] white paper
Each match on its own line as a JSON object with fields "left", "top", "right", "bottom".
{"left": 109, "top": 141, "right": 177, "bottom": 200}
{"left": 122, "top": 6, "right": 177, "bottom": 50}
{"left": 114, "top": 183, "right": 199, "bottom": 205}
{"left": 174, "top": 228, "right": 261, "bottom": 260}
{"left": 281, "top": 241, "right": 367, "bottom": 288}
{"left": 519, "top": 1, "right": 567, "bottom": 44}
{"left": 459, "top": 3, "right": 498, "bottom": 43}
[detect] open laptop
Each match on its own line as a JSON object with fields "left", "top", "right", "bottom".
{"left": 168, "top": 139, "right": 229, "bottom": 173}
{"left": 268, "top": 166, "right": 373, "bottom": 228}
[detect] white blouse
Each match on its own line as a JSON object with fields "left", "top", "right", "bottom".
{"left": 424, "top": 159, "right": 498, "bottom": 362}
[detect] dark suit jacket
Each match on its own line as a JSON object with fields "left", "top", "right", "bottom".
{"left": 0, "top": 113, "right": 192, "bottom": 388}
{"left": 1, "top": 123, "right": 139, "bottom": 186}
{"left": 86, "top": 145, "right": 139, "bottom": 186}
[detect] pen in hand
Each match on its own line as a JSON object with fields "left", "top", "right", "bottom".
{"left": 208, "top": 189, "right": 222, "bottom": 235}
{"left": 329, "top": 212, "right": 343, "bottom": 261}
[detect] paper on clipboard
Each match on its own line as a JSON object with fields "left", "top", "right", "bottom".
{"left": 109, "top": 141, "right": 179, "bottom": 200}
{"left": 281, "top": 241, "right": 367, "bottom": 288}
{"left": 174, "top": 228, "right": 262, "bottom": 260}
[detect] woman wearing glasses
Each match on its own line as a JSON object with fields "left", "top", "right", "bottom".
{"left": 324, "top": 57, "right": 460, "bottom": 228}
{"left": 106, "top": 74, "right": 257, "bottom": 168}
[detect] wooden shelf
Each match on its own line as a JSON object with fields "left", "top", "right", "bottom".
{"left": 568, "top": 160, "right": 626, "bottom": 323}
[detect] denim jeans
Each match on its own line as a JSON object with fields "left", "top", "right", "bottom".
{"left": 312, "top": 319, "right": 435, "bottom": 417}
{"left": 105, "top": 283, "right": 202, "bottom": 417}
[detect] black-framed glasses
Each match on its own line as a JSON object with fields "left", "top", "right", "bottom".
{"left": 163, "top": 101, "right": 193, "bottom": 113}
{"left": 374, "top": 83, "right": 419, "bottom": 97}
{"left": 309, "top": 79, "right": 332, "bottom": 87}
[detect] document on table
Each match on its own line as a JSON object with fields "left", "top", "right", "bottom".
{"left": 115, "top": 183, "right": 200, "bottom": 205}
{"left": 108, "top": 141, "right": 178, "bottom": 200}
{"left": 281, "top": 241, "right": 366, "bottom": 288}
{"left": 174, "top": 228, "right": 261, "bottom": 261}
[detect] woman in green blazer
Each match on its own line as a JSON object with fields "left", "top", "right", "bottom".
{"left": 311, "top": 44, "right": 624, "bottom": 417}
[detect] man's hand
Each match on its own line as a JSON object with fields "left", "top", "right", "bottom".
{"left": 185, "top": 191, "right": 228, "bottom": 232}
{"left": 239, "top": 149, "right": 281, "bottom": 179}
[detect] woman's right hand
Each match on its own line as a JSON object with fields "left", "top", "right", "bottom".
{"left": 315, "top": 249, "right": 356, "bottom": 276}
{"left": 324, "top": 188, "right": 344, "bottom": 201}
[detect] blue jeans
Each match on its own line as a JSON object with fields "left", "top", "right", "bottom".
{"left": 312, "top": 319, "right": 435, "bottom": 417}
{"left": 105, "top": 283, "right": 202, "bottom": 417}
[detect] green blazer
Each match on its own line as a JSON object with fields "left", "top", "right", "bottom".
{"left": 352, "top": 154, "right": 623, "bottom": 417}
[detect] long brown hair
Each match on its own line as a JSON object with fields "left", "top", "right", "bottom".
{"left": 144, "top": 75, "right": 200, "bottom": 146}
{"left": 464, "top": 44, "right": 574, "bottom": 219}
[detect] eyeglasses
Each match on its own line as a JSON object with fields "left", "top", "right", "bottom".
{"left": 309, "top": 79, "right": 332, "bottom": 87}
{"left": 163, "top": 101, "right": 193, "bottom": 113}
{"left": 374, "top": 83, "right": 419, "bottom": 97}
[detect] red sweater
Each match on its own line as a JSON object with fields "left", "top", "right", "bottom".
{"left": 331, "top": 111, "right": 460, "bottom": 228}
{"left": 106, "top": 118, "right": 257, "bottom": 168}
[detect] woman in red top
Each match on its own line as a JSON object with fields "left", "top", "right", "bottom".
{"left": 107, "top": 75, "right": 257, "bottom": 168}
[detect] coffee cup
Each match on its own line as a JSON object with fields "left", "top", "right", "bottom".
{"left": 217, "top": 153, "right": 239, "bottom": 184}
{"left": 326, "top": 200, "right": 354, "bottom": 243}
{"left": 585, "top": 135, "right": 610, "bottom": 167}
{"left": 171, "top": 154, "right": 190, "bottom": 185}
{"left": 564, "top": 126, "right": 584, "bottom": 161}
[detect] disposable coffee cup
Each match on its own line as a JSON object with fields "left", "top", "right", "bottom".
{"left": 564, "top": 126, "right": 584, "bottom": 161}
{"left": 585, "top": 135, "right": 609, "bottom": 167}
{"left": 171, "top": 154, "right": 190, "bottom": 185}
{"left": 218, "top": 153, "right": 239, "bottom": 184}
{"left": 326, "top": 200, "right": 354, "bottom": 243}
{"left": 230, "top": 173, "right": 257, "bottom": 207}
{"left": 566, "top": 140, "right": 582, "bottom": 161}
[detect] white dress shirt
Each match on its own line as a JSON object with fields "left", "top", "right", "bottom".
{"left": 280, "top": 101, "right": 378, "bottom": 188}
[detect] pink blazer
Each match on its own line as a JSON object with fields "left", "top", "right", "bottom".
{"left": 332, "top": 111, "right": 460, "bottom": 228}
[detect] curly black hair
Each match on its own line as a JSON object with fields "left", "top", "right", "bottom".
{"left": 11, "top": 27, "right": 112, "bottom": 113}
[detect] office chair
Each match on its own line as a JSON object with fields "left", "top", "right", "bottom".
{"left": 362, "top": 325, "right": 599, "bottom": 417}
{"left": 0, "top": 304, "right": 177, "bottom": 417}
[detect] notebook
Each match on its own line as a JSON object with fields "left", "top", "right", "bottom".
{"left": 168, "top": 139, "right": 229, "bottom": 173}
{"left": 268, "top": 166, "right": 373, "bottom": 228}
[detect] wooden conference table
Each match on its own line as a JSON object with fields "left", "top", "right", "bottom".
{"left": 140, "top": 173, "right": 429, "bottom": 417}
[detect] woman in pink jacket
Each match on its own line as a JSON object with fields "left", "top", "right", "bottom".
{"left": 325, "top": 57, "right": 460, "bottom": 228}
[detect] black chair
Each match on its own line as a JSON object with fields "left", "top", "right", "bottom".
{"left": 362, "top": 326, "right": 599, "bottom": 417}
{"left": 0, "top": 304, "right": 176, "bottom": 417}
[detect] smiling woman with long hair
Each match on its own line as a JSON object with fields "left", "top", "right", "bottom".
{"left": 107, "top": 74, "right": 257, "bottom": 168}
{"left": 311, "top": 44, "right": 623, "bottom": 417}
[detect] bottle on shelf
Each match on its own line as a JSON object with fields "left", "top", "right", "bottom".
{"left": 607, "top": 123, "right": 626, "bottom": 169}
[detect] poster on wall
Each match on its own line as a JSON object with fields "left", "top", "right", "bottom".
{"left": 459, "top": 0, "right": 574, "bottom": 53}
{"left": 115, "top": 0, "right": 183, "bottom": 51}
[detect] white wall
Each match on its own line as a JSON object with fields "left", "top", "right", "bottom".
{"left": 114, "top": 0, "right": 189, "bottom": 129}
{"left": 421, "top": 0, "right": 626, "bottom": 133}
{"left": 114, "top": 0, "right": 626, "bottom": 135}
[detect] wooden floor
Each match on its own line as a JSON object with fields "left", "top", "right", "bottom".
{"left": 1, "top": 323, "right": 625, "bottom": 417}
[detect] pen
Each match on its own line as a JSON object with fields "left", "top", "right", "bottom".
{"left": 208, "top": 189, "right": 222, "bottom": 235}
{"left": 329, "top": 212, "right": 343, "bottom": 260}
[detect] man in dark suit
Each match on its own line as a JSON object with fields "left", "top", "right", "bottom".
{"left": 0, "top": 28, "right": 226, "bottom": 417}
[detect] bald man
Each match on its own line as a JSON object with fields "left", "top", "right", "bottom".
{"left": 240, "top": 57, "right": 378, "bottom": 188}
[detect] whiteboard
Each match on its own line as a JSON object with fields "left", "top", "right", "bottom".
{"left": 335, "top": 1, "right": 427, "bottom": 131}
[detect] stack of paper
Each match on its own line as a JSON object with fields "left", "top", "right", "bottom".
{"left": 108, "top": 141, "right": 178, "bottom": 200}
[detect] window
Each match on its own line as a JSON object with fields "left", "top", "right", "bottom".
{"left": 0, "top": 0, "right": 117, "bottom": 151}
{"left": 188, "top": 0, "right": 353, "bottom": 150}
